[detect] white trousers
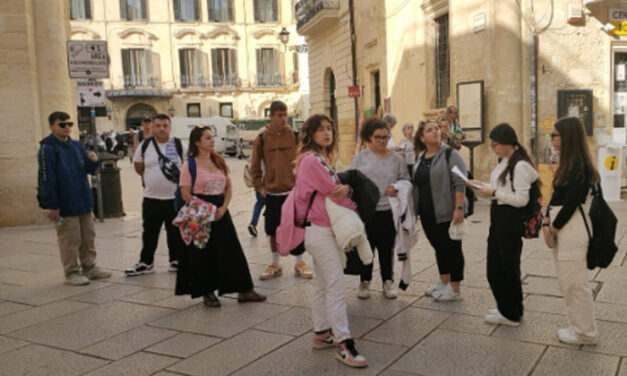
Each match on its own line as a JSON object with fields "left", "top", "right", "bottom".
{"left": 305, "top": 224, "right": 351, "bottom": 342}
{"left": 551, "top": 205, "right": 597, "bottom": 338}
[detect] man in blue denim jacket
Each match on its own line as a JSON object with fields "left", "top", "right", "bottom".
{"left": 37, "top": 111, "right": 111, "bottom": 285}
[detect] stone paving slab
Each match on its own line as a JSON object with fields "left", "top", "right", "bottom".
{"left": 0, "top": 300, "right": 31, "bottom": 316}
{"left": 8, "top": 301, "right": 174, "bottom": 350}
{"left": 119, "top": 287, "right": 174, "bottom": 304}
{"left": 582, "top": 320, "right": 627, "bottom": 357}
{"left": 231, "top": 334, "right": 407, "bottom": 376}
{"left": 412, "top": 285, "right": 495, "bottom": 317}
{"left": 80, "top": 325, "right": 179, "bottom": 360}
{"left": 364, "top": 307, "right": 451, "bottom": 347}
{"left": 0, "top": 335, "right": 28, "bottom": 354}
{"left": 346, "top": 294, "right": 417, "bottom": 320}
{"left": 150, "top": 299, "right": 290, "bottom": 338}
{"left": 439, "top": 312, "right": 497, "bottom": 336}
{"left": 620, "top": 359, "right": 627, "bottom": 376}
{"left": 0, "top": 344, "right": 108, "bottom": 376}
{"left": 168, "top": 329, "right": 293, "bottom": 376}
{"left": 0, "top": 300, "right": 93, "bottom": 334}
{"left": 0, "top": 280, "right": 111, "bottom": 306}
{"left": 530, "top": 346, "right": 620, "bottom": 376}
{"left": 492, "top": 311, "right": 574, "bottom": 349}
{"left": 69, "top": 283, "right": 146, "bottom": 304}
{"left": 84, "top": 351, "right": 179, "bottom": 376}
{"left": 391, "top": 329, "right": 545, "bottom": 376}
{"left": 145, "top": 332, "right": 222, "bottom": 358}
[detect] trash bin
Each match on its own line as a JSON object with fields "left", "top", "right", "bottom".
{"left": 93, "top": 152, "right": 124, "bottom": 218}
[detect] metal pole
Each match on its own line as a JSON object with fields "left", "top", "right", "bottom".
{"left": 529, "top": 33, "right": 538, "bottom": 161}
{"left": 91, "top": 107, "right": 104, "bottom": 222}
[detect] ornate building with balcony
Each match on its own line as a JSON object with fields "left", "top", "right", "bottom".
{"left": 70, "top": 0, "right": 304, "bottom": 132}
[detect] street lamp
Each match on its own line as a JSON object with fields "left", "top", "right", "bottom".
{"left": 279, "top": 27, "right": 290, "bottom": 51}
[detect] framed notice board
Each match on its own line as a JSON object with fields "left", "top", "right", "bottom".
{"left": 456, "top": 80, "right": 485, "bottom": 144}
{"left": 557, "top": 90, "right": 593, "bottom": 136}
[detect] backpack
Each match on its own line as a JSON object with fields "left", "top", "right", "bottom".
{"left": 509, "top": 165, "right": 543, "bottom": 239}
{"left": 174, "top": 157, "right": 197, "bottom": 211}
{"left": 445, "top": 148, "right": 475, "bottom": 217}
{"left": 243, "top": 130, "right": 299, "bottom": 189}
{"left": 579, "top": 184, "right": 618, "bottom": 269}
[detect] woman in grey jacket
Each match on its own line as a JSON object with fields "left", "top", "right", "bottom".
{"left": 413, "top": 121, "right": 467, "bottom": 301}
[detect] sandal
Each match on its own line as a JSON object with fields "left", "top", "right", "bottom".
{"left": 237, "top": 290, "right": 267, "bottom": 303}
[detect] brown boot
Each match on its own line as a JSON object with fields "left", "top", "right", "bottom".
{"left": 238, "top": 290, "right": 267, "bottom": 303}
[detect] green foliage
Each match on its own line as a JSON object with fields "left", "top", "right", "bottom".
{"left": 232, "top": 118, "right": 269, "bottom": 130}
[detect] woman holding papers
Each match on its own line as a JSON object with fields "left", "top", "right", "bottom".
{"left": 413, "top": 121, "right": 467, "bottom": 301}
{"left": 473, "top": 123, "right": 538, "bottom": 327}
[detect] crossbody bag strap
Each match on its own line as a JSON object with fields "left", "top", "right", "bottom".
{"left": 578, "top": 204, "right": 592, "bottom": 240}
{"left": 301, "top": 191, "right": 318, "bottom": 227}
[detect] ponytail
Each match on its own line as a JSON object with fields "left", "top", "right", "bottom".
{"left": 498, "top": 144, "right": 538, "bottom": 186}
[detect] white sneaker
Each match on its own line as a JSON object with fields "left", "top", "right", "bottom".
{"left": 484, "top": 310, "right": 520, "bottom": 327}
{"left": 65, "top": 272, "right": 90, "bottom": 286}
{"left": 357, "top": 281, "right": 370, "bottom": 299}
{"left": 383, "top": 280, "right": 397, "bottom": 299}
{"left": 433, "top": 284, "right": 462, "bottom": 301}
{"left": 425, "top": 281, "right": 447, "bottom": 297}
{"left": 557, "top": 328, "right": 597, "bottom": 345}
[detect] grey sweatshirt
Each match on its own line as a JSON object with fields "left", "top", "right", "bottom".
{"left": 413, "top": 144, "right": 468, "bottom": 224}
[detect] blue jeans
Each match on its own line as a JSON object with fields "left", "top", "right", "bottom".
{"left": 250, "top": 191, "right": 266, "bottom": 226}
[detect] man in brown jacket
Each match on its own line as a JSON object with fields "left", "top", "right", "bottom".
{"left": 250, "top": 101, "right": 313, "bottom": 280}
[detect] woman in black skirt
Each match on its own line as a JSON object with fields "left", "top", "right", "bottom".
{"left": 176, "top": 126, "right": 265, "bottom": 307}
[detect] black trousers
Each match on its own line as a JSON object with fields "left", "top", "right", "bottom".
{"left": 264, "top": 194, "right": 288, "bottom": 237}
{"left": 140, "top": 198, "right": 181, "bottom": 264}
{"left": 420, "top": 213, "right": 465, "bottom": 282}
{"left": 361, "top": 210, "right": 395, "bottom": 283}
{"left": 487, "top": 202, "right": 524, "bottom": 322}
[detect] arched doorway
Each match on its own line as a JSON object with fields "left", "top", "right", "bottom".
{"left": 125, "top": 103, "right": 157, "bottom": 130}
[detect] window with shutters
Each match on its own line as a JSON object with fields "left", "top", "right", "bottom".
{"left": 256, "top": 48, "right": 281, "bottom": 86}
{"left": 253, "top": 0, "right": 278, "bottom": 23}
{"left": 174, "top": 0, "right": 200, "bottom": 21}
{"left": 435, "top": 14, "right": 450, "bottom": 108}
{"left": 179, "top": 49, "right": 205, "bottom": 87}
{"left": 120, "top": 0, "right": 147, "bottom": 20}
{"left": 211, "top": 49, "right": 238, "bottom": 87}
{"left": 208, "top": 0, "right": 233, "bottom": 22}
{"left": 122, "top": 49, "right": 153, "bottom": 88}
{"left": 70, "top": 0, "right": 92, "bottom": 20}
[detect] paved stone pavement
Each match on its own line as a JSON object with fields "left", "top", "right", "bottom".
{"left": 1, "top": 158, "right": 627, "bottom": 376}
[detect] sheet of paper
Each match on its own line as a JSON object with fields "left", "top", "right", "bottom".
{"left": 451, "top": 165, "right": 484, "bottom": 189}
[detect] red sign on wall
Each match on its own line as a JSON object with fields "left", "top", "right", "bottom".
{"left": 348, "top": 86, "right": 361, "bottom": 98}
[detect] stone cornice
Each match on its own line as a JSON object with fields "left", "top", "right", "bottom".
{"left": 173, "top": 29, "right": 206, "bottom": 40}
{"left": 205, "top": 27, "right": 240, "bottom": 40}
{"left": 118, "top": 28, "right": 159, "bottom": 40}
{"left": 252, "top": 29, "right": 278, "bottom": 39}
{"left": 70, "top": 27, "right": 102, "bottom": 40}
{"left": 421, "top": 0, "right": 449, "bottom": 18}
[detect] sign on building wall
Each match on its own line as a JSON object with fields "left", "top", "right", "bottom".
{"left": 609, "top": 8, "right": 627, "bottom": 35}
{"left": 76, "top": 79, "right": 106, "bottom": 108}
{"left": 557, "top": 90, "right": 593, "bottom": 136}
{"left": 67, "top": 41, "right": 109, "bottom": 78}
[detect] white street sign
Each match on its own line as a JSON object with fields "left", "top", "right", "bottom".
{"left": 77, "top": 80, "right": 106, "bottom": 107}
{"left": 67, "top": 40, "right": 109, "bottom": 78}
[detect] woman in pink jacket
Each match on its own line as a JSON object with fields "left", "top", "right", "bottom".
{"left": 293, "top": 114, "right": 367, "bottom": 368}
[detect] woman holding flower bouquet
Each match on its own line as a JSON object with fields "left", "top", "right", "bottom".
{"left": 175, "top": 126, "right": 266, "bottom": 307}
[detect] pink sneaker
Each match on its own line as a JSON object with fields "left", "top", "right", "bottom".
{"left": 336, "top": 339, "right": 367, "bottom": 368}
{"left": 312, "top": 329, "right": 335, "bottom": 349}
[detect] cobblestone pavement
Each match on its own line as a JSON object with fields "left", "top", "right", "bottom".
{"left": 1, "top": 159, "right": 626, "bottom": 376}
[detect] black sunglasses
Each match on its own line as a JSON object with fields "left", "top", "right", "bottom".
{"left": 58, "top": 121, "right": 74, "bottom": 128}
{"left": 550, "top": 132, "right": 560, "bottom": 139}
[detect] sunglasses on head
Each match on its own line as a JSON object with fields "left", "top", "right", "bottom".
{"left": 58, "top": 121, "right": 74, "bottom": 128}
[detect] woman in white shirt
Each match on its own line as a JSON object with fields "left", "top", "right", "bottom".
{"left": 473, "top": 123, "right": 539, "bottom": 327}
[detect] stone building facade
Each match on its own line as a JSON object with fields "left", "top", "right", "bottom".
{"left": 299, "top": 0, "right": 626, "bottom": 188}
{"left": 70, "top": 0, "right": 304, "bottom": 132}
{"left": 0, "top": 1, "right": 75, "bottom": 226}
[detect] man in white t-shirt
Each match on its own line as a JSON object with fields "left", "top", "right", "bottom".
{"left": 125, "top": 114, "right": 187, "bottom": 276}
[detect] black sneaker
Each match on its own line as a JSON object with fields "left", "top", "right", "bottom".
{"left": 248, "top": 223, "right": 258, "bottom": 237}
{"left": 124, "top": 261, "right": 154, "bottom": 276}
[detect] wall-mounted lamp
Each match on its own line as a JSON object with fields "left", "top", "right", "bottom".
{"left": 278, "top": 26, "right": 308, "bottom": 53}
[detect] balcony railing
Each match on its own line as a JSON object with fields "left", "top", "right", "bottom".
{"left": 123, "top": 75, "right": 158, "bottom": 89}
{"left": 212, "top": 74, "right": 241, "bottom": 87}
{"left": 180, "top": 74, "right": 208, "bottom": 88}
{"left": 255, "top": 73, "right": 285, "bottom": 87}
{"left": 296, "top": 0, "right": 340, "bottom": 30}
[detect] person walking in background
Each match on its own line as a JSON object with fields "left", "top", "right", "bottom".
{"left": 176, "top": 126, "right": 265, "bottom": 307}
{"left": 351, "top": 118, "right": 410, "bottom": 300}
{"left": 133, "top": 116, "right": 153, "bottom": 147}
{"left": 248, "top": 190, "right": 266, "bottom": 237}
{"left": 294, "top": 114, "right": 367, "bottom": 368}
{"left": 544, "top": 117, "right": 599, "bottom": 345}
{"left": 125, "top": 114, "right": 185, "bottom": 276}
{"left": 397, "top": 122, "right": 416, "bottom": 176}
{"left": 250, "top": 101, "right": 313, "bottom": 280}
{"left": 382, "top": 114, "right": 398, "bottom": 151}
{"left": 474, "top": 123, "right": 539, "bottom": 327}
{"left": 37, "top": 111, "right": 111, "bottom": 285}
{"left": 413, "top": 121, "right": 466, "bottom": 301}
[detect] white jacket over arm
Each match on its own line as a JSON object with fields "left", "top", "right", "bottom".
{"left": 491, "top": 159, "right": 539, "bottom": 208}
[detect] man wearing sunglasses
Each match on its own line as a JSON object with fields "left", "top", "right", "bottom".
{"left": 37, "top": 111, "right": 111, "bottom": 286}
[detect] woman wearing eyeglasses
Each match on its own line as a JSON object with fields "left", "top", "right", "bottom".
{"left": 175, "top": 126, "right": 266, "bottom": 307}
{"left": 350, "top": 119, "right": 410, "bottom": 299}
{"left": 413, "top": 121, "right": 467, "bottom": 301}
{"left": 544, "top": 117, "right": 599, "bottom": 345}
{"left": 473, "top": 123, "right": 538, "bottom": 327}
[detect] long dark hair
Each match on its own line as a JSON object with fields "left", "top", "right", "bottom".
{"left": 489, "top": 123, "right": 537, "bottom": 185}
{"left": 413, "top": 121, "right": 439, "bottom": 153}
{"left": 553, "top": 117, "right": 599, "bottom": 186}
{"left": 297, "top": 114, "right": 337, "bottom": 164}
{"left": 188, "top": 126, "right": 229, "bottom": 174}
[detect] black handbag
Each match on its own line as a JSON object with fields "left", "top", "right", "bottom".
{"left": 343, "top": 247, "right": 364, "bottom": 275}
